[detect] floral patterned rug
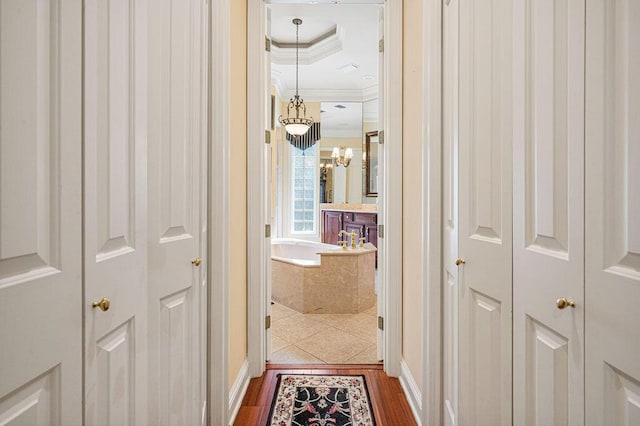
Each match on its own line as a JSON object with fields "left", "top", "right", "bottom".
{"left": 267, "top": 374, "right": 376, "bottom": 426}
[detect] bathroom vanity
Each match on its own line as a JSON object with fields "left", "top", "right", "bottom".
{"left": 321, "top": 208, "right": 378, "bottom": 265}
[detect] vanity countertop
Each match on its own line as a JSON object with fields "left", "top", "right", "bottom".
{"left": 316, "top": 242, "right": 377, "bottom": 256}
{"left": 320, "top": 204, "right": 378, "bottom": 214}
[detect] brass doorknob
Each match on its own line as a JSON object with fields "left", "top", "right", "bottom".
{"left": 92, "top": 297, "right": 111, "bottom": 312}
{"left": 455, "top": 258, "right": 466, "bottom": 266}
{"left": 556, "top": 298, "right": 575, "bottom": 309}
{"left": 191, "top": 257, "right": 201, "bottom": 267}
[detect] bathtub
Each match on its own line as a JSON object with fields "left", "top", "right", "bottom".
{"left": 271, "top": 238, "right": 341, "bottom": 266}
{"left": 271, "top": 238, "right": 376, "bottom": 314}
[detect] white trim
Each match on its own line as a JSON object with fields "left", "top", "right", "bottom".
{"left": 381, "top": 0, "right": 403, "bottom": 378}
{"left": 362, "top": 84, "right": 379, "bottom": 102}
{"left": 279, "top": 88, "right": 376, "bottom": 103}
{"left": 399, "top": 360, "right": 423, "bottom": 425}
{"left": 421, "top": 0, "right": 443, "bottom": 425}
{"left": 227, "top": 361, "right": 251, "bottom": 425}
{"left": 247, "top": 0, "right": 269, "bottom": 378}
{"left": 271, "top": 70, "right": 288, "bottom": 101}
{"left": 271, "top": 26, "right": 345, "bottom": 66}
{"left": 209, "top": 0, "right": 230, "bottom": 424}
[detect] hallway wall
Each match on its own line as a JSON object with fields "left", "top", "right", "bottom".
{"left": 402, "top": 0, "right": 424, "bottom": 393}
{"left": 229, "top": 0, "right": 248, "bottom": 389}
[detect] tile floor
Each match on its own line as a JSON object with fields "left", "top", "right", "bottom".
{"left": 269, "top": 302, "right": 380, "bottom": 364}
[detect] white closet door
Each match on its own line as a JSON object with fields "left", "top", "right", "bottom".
{"left": 147, "top": 0, "right": 207, "bottom": 423}
{"left": 83, "top": 0, "right": 149, "bottom": 424}
{"left": 457, "top": 0, "right": 513, "bottom": 424}
{"left": 442, "top": 0, "right": 460, "bottom": 424}
{"left": 585, "top": 1, "right": 640, "bottom": 424}
{"left": 513, "top": 0, "right": 585, "bottom": 424}
{"left": 0, "top": 1, "right": 83, "bottom": 424}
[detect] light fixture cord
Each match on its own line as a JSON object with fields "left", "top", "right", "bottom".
{"left": 295, "top": 21, "right": 299, "bottom": 97}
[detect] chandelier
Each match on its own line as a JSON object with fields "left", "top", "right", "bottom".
{"left": 332, "top": 146, "right": 353, "bottom": 167}
{"left": 278, "top": 18, "right": 313, "bottom": 136}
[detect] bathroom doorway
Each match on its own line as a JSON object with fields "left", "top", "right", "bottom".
{"left": 246, "top": 0, "right": 403, "bottom": 377}
{"left": 267, "top": 2, "right": 381, "bottom": 365}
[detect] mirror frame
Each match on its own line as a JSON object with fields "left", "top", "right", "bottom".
{"left": 365, "top": 130, "right": 379, "bottom": 197}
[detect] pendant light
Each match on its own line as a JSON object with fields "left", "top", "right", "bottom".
{"left": 279, "top": 18, "right": 313, "bottom": 136}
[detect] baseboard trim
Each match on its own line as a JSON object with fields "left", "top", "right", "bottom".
{"left": 399, "top": 359, "right": 423, "bottom": 425}
{"left": 228, "top": 360, "right": 250, "bottom": 425}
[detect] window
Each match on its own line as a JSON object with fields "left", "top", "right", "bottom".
{"left": 290, "top": 146, "right": 317, "bottom": 233}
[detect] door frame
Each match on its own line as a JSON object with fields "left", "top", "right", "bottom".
{"left": 208, "top": 0, "right": 231, "bottom": 424}
{"left": 421, "top": 0, "right": 443, "bottom": 425}
{"left": 246, "top": 0, "right": 404, "bottom": 378}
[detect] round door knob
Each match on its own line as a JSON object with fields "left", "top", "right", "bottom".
{"left": 556, "top": 298, "right": 575, "bottom": 309}
{"left": 191, "top": 257, "right": 202, "bottom": 267}
{"left": 92, "top": 297, "right": 111, "bottom": 312}
{"left": 455, "top": 258, "right": 466, "bottom": 266}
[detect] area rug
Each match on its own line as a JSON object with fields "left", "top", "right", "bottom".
{"left": 267, "top": 374, "right": 376, "bottom": 426}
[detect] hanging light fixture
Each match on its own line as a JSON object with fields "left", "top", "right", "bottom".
{"left": 279, "top": 18, "right": 313, "bottom": 136}
{"left": 332, "top": 146, "right": 353, "bottom": 167}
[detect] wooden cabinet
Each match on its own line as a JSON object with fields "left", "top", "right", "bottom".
{"left": 364, "top": 223, "right": 377, "bottom": 251}
{"left": 323, "top": 210, "right": 343, "bottom": 245}
{"left": 322, "top": 209, "right": 378, "bottom": 266}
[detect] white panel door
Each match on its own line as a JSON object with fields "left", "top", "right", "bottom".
{"left": 83, "top": 0, "right": 148, "bottom": 424}
{"left": 442, "top": 0, "right": 459, "bottom": 424}
{"left": 0, "top": 1, "right": 83, "bottom": 424}
{"left": 513, "top": 0, "right": 585, "bottom": 424}
{"left": 585, "top": 1, "right": 640, "bottom": 424}
{"left": 147, "top": 0, "right": 207, "bottom": 424}
{"left": 458, "top": 0, "right": 513, "bottom": 424}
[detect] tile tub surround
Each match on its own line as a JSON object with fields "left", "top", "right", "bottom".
{"left": 272, "top": 243, "right": 377, "bottom": 314}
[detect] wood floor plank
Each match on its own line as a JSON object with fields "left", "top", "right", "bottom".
{"left": 234, "top": 364, "right": 418, "bottom": 426}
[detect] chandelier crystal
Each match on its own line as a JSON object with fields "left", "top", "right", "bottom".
{"left": 279, "top": 18, "right": 313, "bottom": 136}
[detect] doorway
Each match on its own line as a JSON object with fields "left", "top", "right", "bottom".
{"left": 246, "top": 0, "right": 403, "bottom": 378}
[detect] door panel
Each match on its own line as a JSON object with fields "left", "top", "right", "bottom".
{"left": 322, "top": 211, "right": 343, "bottom": 245}
{"left": 585, "top": 0, "right": 640, "bottom": 423}
{"left": 83, "top": 0, "right": 148, "bottom": 423}
{"left": 442, "top": 0, "right": 459, "bottom": 424}
{"left": 513, "top": 0, "right": 585, "bottom": 424}
{"left": 148, "top": 0, "right": 207, "bottom": 423}
{"left": 0, "top": 0, "right": 82, "bottom": 424}
{"left": 458, "top": 0, "right": 513, "bottom": 424}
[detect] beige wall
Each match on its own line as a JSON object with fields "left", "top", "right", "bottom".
{"left": 402, "top": 0, "right": 423, "bottom": 392}
{"left": 228, "top": 0, "right": 247, "bottom": 389}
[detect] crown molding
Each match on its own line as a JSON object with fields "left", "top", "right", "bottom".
{"left": 271, "top": 26, "right": 345, "bottom": 66}
{"left": 362, "top": 84, "right": 378, "bottom": 101}
{"left": 279, "top": 87, "right": 378, "bottom": 102}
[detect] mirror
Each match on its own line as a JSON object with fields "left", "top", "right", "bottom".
{"left": 319, "top": 102, "right": 363, "bottom": 204}
{"left": 365, "top": 131, "right": 379, "bottom": 197}
{"left": 361, "top": 99, "right": 378, "bottom": 203}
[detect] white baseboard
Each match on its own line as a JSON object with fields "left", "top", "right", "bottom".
{"left": 228, "top": 360, "right": 250, "bottom": 425}
{"left": 399, "top": 359, "right": 423, "bottom": 425}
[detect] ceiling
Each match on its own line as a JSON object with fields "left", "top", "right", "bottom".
{"left": 269, "top": 3, "right": 381, "bottom": 103}
{"left": 320, "top": 102, "right": 363, "bottom": 138}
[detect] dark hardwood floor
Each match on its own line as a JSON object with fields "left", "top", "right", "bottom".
{"left": 234, "top": 363, "right": 418, "bottom": 425}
